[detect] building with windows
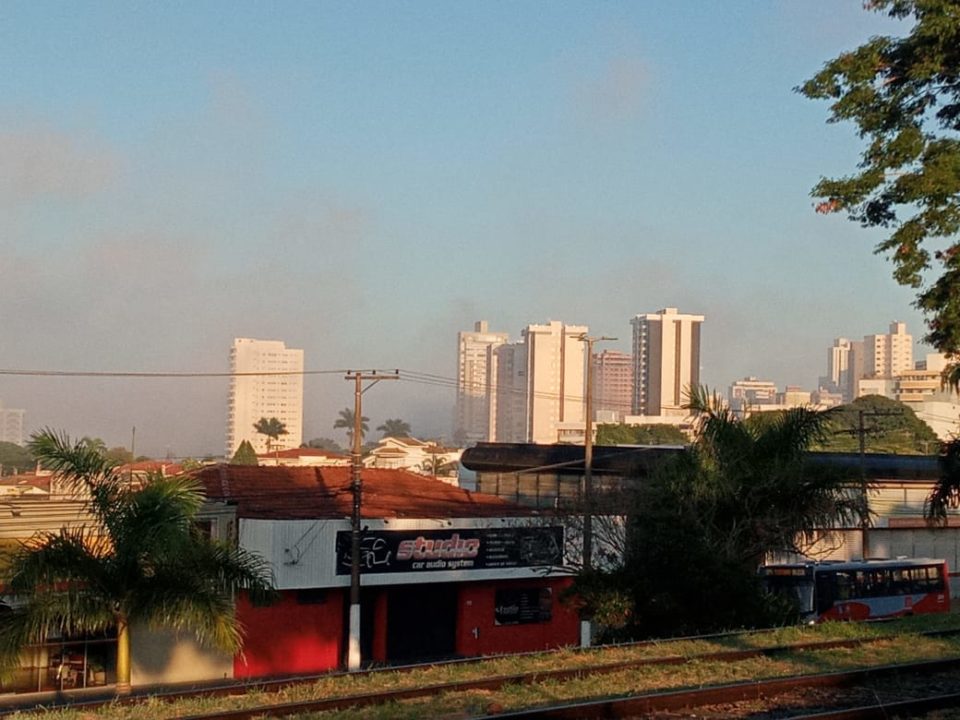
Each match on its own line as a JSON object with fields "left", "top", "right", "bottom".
{"left": 593, "top": 350, "right": 633, "bottom": 421}
{"left": 0, "top": 401, "right": 25, "bottom": 446}
{"left": 631, "top": 308, "right": 704, "bottom": 417}
{"left": 522, "top": 321, "right": 588, "bottom": 444}
{"left": 492, "top": 342, "right": 528, "bottom": 443}
{"left": 226, "top": 338, "right": 304, "bottom": 457}
{"left": 455, "top": 321, "right": 509, "bottom": 444}
{"left": 728, "top": 376, "right": 778, "bottom": 412}
{"left": 864, "top": 321, "right": 913, "bottom": 379}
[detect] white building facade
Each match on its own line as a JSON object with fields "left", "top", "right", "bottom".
{"left": 631, "top": 308, "right": 704, "bottom": 417}
{"left": 455, "top": 321, "right": 509, "bottom": 445}
{"left": 522, "top": 321, "right": 587, "bottom": 444}
{"left": 0, "top": 402, "right": 25, "bottom": 446}
{"left": 226, "top": 338, "right": 304, "bottom": 456}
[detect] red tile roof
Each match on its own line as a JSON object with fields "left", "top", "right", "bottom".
{"left": 193, "top": 465, "right": 530, "bottom": 520}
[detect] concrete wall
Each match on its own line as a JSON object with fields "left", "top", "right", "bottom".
{"left": 130, "top": 624, "right": 234, "bottom": 686}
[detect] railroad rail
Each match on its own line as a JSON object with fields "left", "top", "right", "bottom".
{"left": 3, "top": 627, "right": 959, "bottom": 719}
{"left": 470, "top": 657, "right": 960, "bottom": 720}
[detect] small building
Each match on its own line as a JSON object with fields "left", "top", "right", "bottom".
{"left": 256, "top": 447, "right": 351, "bottom": 467}
{"left": 363, "top": 437, "right": 462, "bottom": 482}
{"left": 195, "top": 464, "right": 578, "bottom": 676}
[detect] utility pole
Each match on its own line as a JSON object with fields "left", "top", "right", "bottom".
{"left": 852, "top": 408, "right": 902, "bottom": 560}
{"left": 346, "top": 370, "right": 398, "bottom": 672}
{"left": 577, "top": 334, "right": 615, "bottom": 649}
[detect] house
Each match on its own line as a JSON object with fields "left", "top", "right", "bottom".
{"left": 363, "top": 436, "right": 462, "bottom": 483}
{"left": 255, "top": 447, "right": 351, "bottom": 467}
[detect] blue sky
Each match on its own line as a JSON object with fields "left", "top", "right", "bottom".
{"left": 0, "top": 2, "right": 930, "bottom": 456}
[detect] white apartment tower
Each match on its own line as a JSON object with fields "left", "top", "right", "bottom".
{"left": 864, "top": 321, "right": 913, "bottom": 378}
{"left": 631, "top": 308, "right": 704, "bottom": 416}
{"left": 0, "top": 401, "right": 25, "bottom": 446}
{"left": 226, "top": 338, "right": 304, "bottom": 456}
{"left": 455, "top": 321, "right": 509, "bottom": 444}
{"left": 522, "top": 321, "right": 588, "bottom": 444}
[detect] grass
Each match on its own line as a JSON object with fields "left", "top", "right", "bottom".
{"left": 6, "top": 614, "right": 960, "bottom": 720}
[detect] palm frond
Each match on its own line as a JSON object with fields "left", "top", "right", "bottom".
{"left": 927, "top": 438, "right": 960, "bottom": 523}
{"left": 28, "top": 428, "right": 120, "bottom": 491}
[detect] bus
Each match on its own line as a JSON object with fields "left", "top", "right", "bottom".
{"left": 759, "top": 558, "right": 950, "bottom": 622}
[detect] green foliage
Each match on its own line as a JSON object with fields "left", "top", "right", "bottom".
{"left": 576, "top": 386, "right": 863, "bottom": 639}
{"left": 253, "top": 417, "right": 288, "bottom": 453}
{"left": 303, "top": 437, "right": 344, "bottom": 452}
{"left": 0, "top": 442, "right": 34, "bottom": 474}
{"left": 0, "top": 430, "right": 276, "bottom": 689}
{"left": 334, "top": 407, "right": 369, "bottom": 445}
{"left": 813, "top": 395, "right": 940, "bottom": 454}
{"left": 104, "top": 446, "right": 134, "bottom": 465}
{"left": 377, "top": 418, "right": 412, "bottom": 438}
{"left": 596, "top": 423, "right": 688, "bottom": 446}
{"left": 800, "top": 0, "right": 960, "bottom": 380}
{"left": 231, "top": 440, "right": 259, "bottom": 466}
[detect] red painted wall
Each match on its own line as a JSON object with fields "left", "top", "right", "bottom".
{"left": 455, "top": 577, "right": 579, "bottom": 657}
{"left": 234, "top": 589, "right": 343, "bottom": 677}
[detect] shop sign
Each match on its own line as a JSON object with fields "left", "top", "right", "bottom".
{"left": 334, "top": 526, "right": 563, "bottom": 575}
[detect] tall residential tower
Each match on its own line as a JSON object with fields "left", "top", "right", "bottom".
{"left": 455, "top": 321, "right": 509, "bottom": 445}
{"left": 631, "top": 308, "right": 704, "bottom": 417}
{"left": 226, "top": 338, "right": 304, "bottom": 456}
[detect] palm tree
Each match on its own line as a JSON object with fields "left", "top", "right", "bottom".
{"left": 418, "top": 454, "right": 457, "bottom": 478}
{"left": 253, "top": 417, "right": 288, "bottom": 457}
{"left": 333, "top": 408, "right": 368, "bottom": 446}
{"left": 377, "top": 418, "right": 411, "bottom": 439}
{"left": 0, "top": 430, "right": 275, "bottom": 694}
{"left": 576, "top": 386, "right": 865, "bottom": 637}
{"left": 678, "top": 385, "right": 864, "bottom": 563}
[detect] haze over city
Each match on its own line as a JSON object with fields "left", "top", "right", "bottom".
{"left": 0, "top": 2, "right": 931, "bottom": 457}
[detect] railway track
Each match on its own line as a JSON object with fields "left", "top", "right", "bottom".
{"left": 4, "top": 626, "right": 960, "bottom": 719}
{"left": 476, "top": 658, "right": 960, "bottom": 720}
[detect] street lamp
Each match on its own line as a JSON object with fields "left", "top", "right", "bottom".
{"left": 577, "top": 333, "right": 616, "bottom": 648}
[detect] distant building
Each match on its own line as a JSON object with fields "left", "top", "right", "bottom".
{"left": 820, "top": 338, "right": 854, "bottom": 401}
{"left": 256, "top": 447, "right": 350, "bottom": 468}
{"left": 864, "top": 321, "right": 913, "bottom": 379}
{"left": 226, "top": 338, "right": 304, "bottom": 457}
{"left": 455, "top": 321, "right": 509, "bottom": 444}
{"left": 593, "top": 350, "right": 633, "bottom": 421}
{"left": 492, "top": 341, "right": 528, "bottom": 443}
{"left": 728, "top": 376, "right": 778, "bottom": 412}
{"left": 522, "top": 321, "right": 588, "bottom": 444}
{"left": 631, "top": 308, "right": 704, "bottom": 416}
{"left": 363, "top": 436, "right": 462, "bottom": 484}
{"left": 488, "top": 321, "right": 588, "bottom": 444}
{"left": 778, "top": 385, "right": 812, "bottom": 407}
{"left": 0, "top": 401, "right": 25, "bottom": 446}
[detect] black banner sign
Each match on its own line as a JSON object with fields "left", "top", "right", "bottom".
{"left": 494, "top": 587, "right": 552, "bottom": 625}
{"left": 334, "top": 526, "right": 564, "bottom": 575}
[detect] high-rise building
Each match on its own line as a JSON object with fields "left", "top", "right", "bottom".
{"left": 226, "top": 338, "right": 304, "bottom": 457}
{"left": 820, "top": 338, "right": 853, "bottom": 399}
{"left": 864, "top": 321, "right": 913, "bottom": 379}
{"left": 455, "top": 321, "right": 509, "bottom": 444}
{"left": 492, "top": 341, "right": 528, "bottom": 443}
{"left": 593, "top": 350, "right": 633, "bottom": 420}
{"left": 631, "top": 308, "right": 704, "bottom": 416}
{"left": 522, "top": 321, "right": 588, "bottom": 444}
{"left": 0, "top": 401, "right": 25, "bottom": 446}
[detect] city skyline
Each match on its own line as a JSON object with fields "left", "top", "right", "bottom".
{"left": 0, "top": 2, "right": 937, "bottom": 455}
